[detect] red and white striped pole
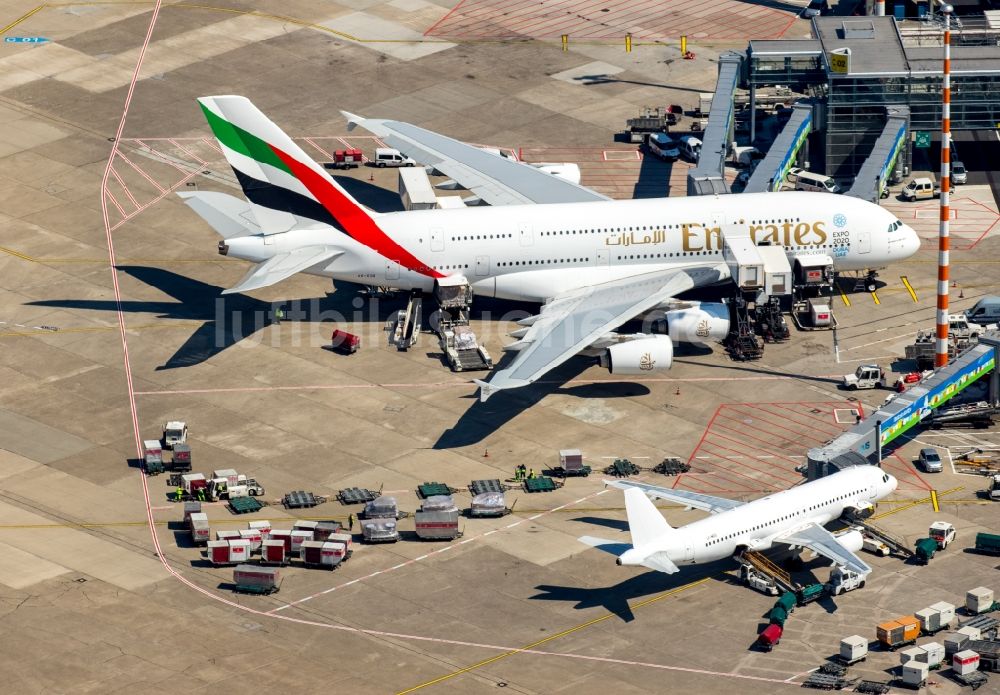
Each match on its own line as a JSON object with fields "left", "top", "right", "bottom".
{"left": 935, "top": 5, "right": 954, "bottom": 369}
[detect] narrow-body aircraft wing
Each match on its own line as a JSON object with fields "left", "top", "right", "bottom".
{"left": 475, "top": 263, "right": 730, "bottom": 401}
{"left": 342, "top": 113, "right": 609, "bottom": 206}
{"left": 605, "top": 479, "right": 744, "bottom": 515}
{"left": 775, "top": 523, "right": 872, "bottom": 576}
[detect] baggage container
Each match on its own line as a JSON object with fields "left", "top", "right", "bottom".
{"left": 877, "top": 616, "right": 920, "bottom": 649}
{"left": 776, "top": 592, "right": 797, "bottom": 613}
{"left": 228, "top": 539, "right": 251, "bottom": 564}
{"left": 290, "top": 530, "right": 313, "bottom": 553}
{"left": 364, "top": 495, "right": 398, "bottom": 519}
{"left": 247, "top": 520, "right": 271, "bottom": 539}
{"left": 327, "top": 532, "right": 353, "bottom": 557}
{"left": 216, "top": 529, "right": 240, "bottom": 541}
{"left": 914, "top": 537, "right": 938, "bottom": 564}
{"left": 233, "top": 564, "right": 281, "bottom": 594}
{"left": 901, "top": 661, "right": 928, "bottom": 687}
{"left": 918, "top": 641, "right": 944, "bottom": 668}
{"left": 414, "top": 510, "right": 461, "bottom": 540}
{"left": 469, "top": 492, "right": 506, "bottom": 517}
{"left": 171, "top": 443, "right": 192, "bottom": 471}
{"left": 967, "top": 587, "right": 995, "bottom": 614}
{"left": 916, "top": 606, "right": 944, "bottom": 634}
{"left": 293, "top": 520, "right": 319, "bottom": 535}
{"left": 182, "top": 500, "right": 202, "bottom": 523}
{"left": 362, "top": 519, "right": 398, "bottom": 543}
{"left": 314, "top": 521, "right": 341, "bottom": 541}
{"left": 954, "top": 649, "right": 980, "bottom": 675}
{"left": 181, "top": 473, "right": 205, "bottom": 493}
{"left": 208, "top": 540, "right": 230, "bottom": 566}
{"left": 212, "top": 469, "right": 239, "bottom": 487}
{"left": 975, "top": 532, "right": 1000, "bottom": 555}
{"left": 839, "top": 635, "right": 868, "bottom": 664}
{"left": 261, "top": 539, "right": 287, "bottom": 565}
{"left": 958, "top": 624, "right": 982, "bottom": 641}
{"left": 420, "top": 495, "right": 458, "bottom": 513}
{"left": 929, "top": 601, "right": 956, "bottom": 629}
{"left": 239, "top": 529, "right": 262, "bottom": 552}
{"left": 768, "top": 605, "right": 788, "bottom": 626}
{"left": 757, "top": 623, "right": 782, "bottom": 651}
{"left": 899, "top": 646, "right": 924, "bottom": 664}
{"left": 189, "top": 512, "right": 210, "bottom": 545}
{"left": 270, "top": 530, "right": 292, "bottom": 552}
{"left": 944, "top": 632, "right": 969, "bottom": 657}
{"left": 330, "top": 329, "right": 360, "bottom": 354}
{"left": 796, "top": 583, "right": 825, "bottom": 606}
{"left": 300, "top": 540, "right": 344, "bottom": 569}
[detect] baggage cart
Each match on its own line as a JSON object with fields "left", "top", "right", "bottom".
{"left": 364, "top": 495, "right": 398, "bottom": 519}
{"left": 954, "top": 649, "right": 981, "bottom": 675}
{"left": 270, "top": 530, "right": 293, "bottom": 552}
{"left": 327, "top": 532, "right": 353, "bottom": 559}
{"left": 238, "top": 529, "right": 262, "bottom": 552}
{"left": 757, "top": 623, "right": 782, "bottom": 651}
{"left": 227, "top": 539, "right": 251, "bottom": 564}
{"left": 968, "top": 587, "right": 996, "bottom": 614}
{"left": 188, "top": 512, "right": 210, "bottom": 546}
{"left": 207, "top": 540, "right": 230, "bottom": 566}
{"left": 300, "top": 540, "right": 344, "bottom": 569}
{"left": 247, "top": 520, "right": 271, "bottom": 539}
{"left": 289, "top": 530, "right": 313, "bottom": 554}
{"left": 469, "top": 492, "right": 509, "bottom": 517}
{"left": 414, "top": 510, "right": 461, "bottom": 540}
{"left": 330, "top": 329, "right": 360, "bottom": 354}
{"left": 233, "top": 564, "right": 281, "bottom": 594}
{"left": 877, "top": 616, "right": 920, "bottom": 650}
{"left": 362, "top": 519, "right": 398, "bottom": 543}
{"left": 839, "top": 635, "right": 868, "bottom": 665}
{"left": 975, "top": 532, "right": 1000, "bottom": 555}
{"left": 171, "top": 443, "right": 192, "bottom": 472}
{"left": 552, "top": 449, "right": 591, "bottom": 477}
{"left": 182, "top": 500, "right": 202, "bottom": 523}
{"left": 918, "top": 641, "right": 944, "bottom": 668}
{"left": 954, "top": 671, "right": 989, "bottom": 690}
{"left": 143, "top": 440, "right": 164, "bottom": 475}
{"left": 314, "top": 521, "right": 342, "bottom": 541}
{"left": 900, "top": 661, "right": 928, "bottom": 688}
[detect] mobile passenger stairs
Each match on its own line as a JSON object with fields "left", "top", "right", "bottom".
{"left": 389, "top": 291, "right": 422, "bottom": 351}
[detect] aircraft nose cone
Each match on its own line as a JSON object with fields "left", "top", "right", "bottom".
{"left": 904, "top": 225, "right": 921, "bottom": 256}
{"left": 888, "top": 474, "right": 899, "bottom": 493}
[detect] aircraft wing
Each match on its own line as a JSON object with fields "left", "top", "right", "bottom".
{"left": 605, "top": 480, "right": 744, "bottom": 515}
{"left": 475, "top": 263, "right": 730, "bottom": 401}
{"left": 775, "top": 523, "right": 872, "bottom": 576}
{"left": 342, "top": 112, "right": 609, "bottom": 206}
{"left": 221, "top": 245, "right": 342, "bottom": 295}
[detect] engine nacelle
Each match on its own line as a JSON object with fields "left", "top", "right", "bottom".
{"left": 664, "top": 302, "right": 730, "bottom": 345}
{"left": 601, "top": 335, "right": 673, "bottom": 375}
{"left": 834, "top": 529, "right": 864, "bottom": 555}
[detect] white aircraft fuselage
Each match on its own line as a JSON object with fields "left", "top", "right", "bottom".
{"left": 221, "top": 191, "right": 920, "bottom": 303}
{"left": 618, "top": 466, "right": 898, "bottom": 569}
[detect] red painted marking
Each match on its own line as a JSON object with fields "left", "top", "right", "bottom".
{"left": 116, "top": 150, "right": 167, "bottom": 193}
{"left": 423, "top": 0, "right": 471, "bottom": 35}
{"left": 168, "top": 137, "right": 209, "bottom": 165}
{"left": 270, "top": 146, "right": 444, "bottom": 279}
{"left": 725, "top": 406, "right": 831, "bottom": 445}
{"left": 109, "top": 165, "right": 141, "bottom": 209}
{"left": 762, "top": 403, "right": 844, "bottom": 436}
{"left": 703, "top": 422, "right": 805, "bottom": 469}
{"left": 104, "top": 189, "right": 127, "bottom": 218}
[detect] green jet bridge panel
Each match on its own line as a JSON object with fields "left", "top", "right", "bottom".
{"left": 806, "top": 333, "right": 1000, "bottom": 478}
{"left": 845, "top": 106, "right": 910, "bottom": 203}
{"left": 742, "top": 102, "right": 813, "bottom": 193}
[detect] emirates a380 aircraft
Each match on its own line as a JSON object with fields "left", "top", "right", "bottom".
{"left": 180, "top": 96, "right": 920, "bottom": 399}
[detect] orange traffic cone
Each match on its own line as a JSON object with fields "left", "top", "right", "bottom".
{"left": 483, "top": 448, "right": 489, "bottom": 458}
{"left": 960, "top": 287, "right": 964, "bottom": 298}
{"left": 675, "top": 386, "right": 681, "bottom": 395}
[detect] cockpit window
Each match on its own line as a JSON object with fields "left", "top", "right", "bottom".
{"left": 887, "top": 220, "right": 902, "bottom": 233}
{"left": 882, "top": 474, "right": 889, "bottom": 483}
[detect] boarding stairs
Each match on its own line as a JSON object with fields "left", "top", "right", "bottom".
{"left": 391, "top": 292, "right": 422, "bottom": 351}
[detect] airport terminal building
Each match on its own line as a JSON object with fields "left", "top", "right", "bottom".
{"left": 743, "top": 15, "right": 1000, "bottom": 181}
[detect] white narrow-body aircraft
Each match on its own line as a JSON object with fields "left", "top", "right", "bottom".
{"left": 181, "top": 96, "right": 920, "bottom": 399}
{"left": 581, "top": 465, "right": 898, "bottom": 576}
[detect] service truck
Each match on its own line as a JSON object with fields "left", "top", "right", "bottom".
{"left": 928, "top": 521, "right": 956, "bottom": 549}
{"left": 162, "top": 421, "right": 187, "bottom": 449}
{"left": 901, "top": 177, "right": 940, "bottom": 201}
{"left": 827, "top": 567, "right": 867, "bottom": 595}
{"left": 842, "top": 364, "right": 890, "bottom": 390}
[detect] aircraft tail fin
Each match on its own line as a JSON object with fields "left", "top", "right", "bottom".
{"left": 623, "top": 487, "right": 673, "bottom": 549}
{"left": 197, "top": 95, "right": 376, "bottom": 234}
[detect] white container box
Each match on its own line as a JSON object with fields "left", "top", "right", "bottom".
{"left": 929, "top": 601, "right": 955, "bottom": 628}
{"left": 958, "top": 625, "right": 982, "bottom": 641}
{"left": 899, "top": 646, "right": 924, "bottom": 665}
{"left": 915, "top": 607, "right": 940, "bottom": 634}
{"left": 239, "top": 529, "right": 262, "bottom": 552}
{"left": 966, "top": 587, "right": 995, "bottom": 614}
{"left": 901, "top": 662, "right": 928, "bottom": 686}
{"left": 840, "top": 635, "right": 868, "bottom": 663}
{"left": 247, "top": 520, "right": 271, "bottom": 539}
{"left": 216, "top": 529, "right": 240, "bottom": 541}
{"left": 212, "top": 469, "right": 239, "bottom": 487}
{"left": 290, "top": 530, "right": 313, "bottom": 553}
{"left": 227, "top": 539, "right": 251, "bottom": 564}
{"left": 181, "top": 472, "right": 205, "bottom": 492}
{"left": 918, "top": 642, "right": 944, "bottom": 667}
{"left": 953, "top": 649, "right": 980, "bottom": 675}
{"left": 943, "top": 632, "right": 968, "bottom": 657}
{"left": 293, "top": 520, "right": 319, "bottom": 535}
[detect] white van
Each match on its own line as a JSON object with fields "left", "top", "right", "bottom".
{"left": 965, "top": 296, "right": 1000, "bottom": 325}
{"left": 374, "top": 147, "right": 416, "bottom": 167}
{"left": 647, "top": 133, "right": 679, "bottom": 161}
{"left": 794, "top": 170, "right": 841, "bottom": 194}
{"left": 678, "top": 135, "right": 701, "bottom": 162}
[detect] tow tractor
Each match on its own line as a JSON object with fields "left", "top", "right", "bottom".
{"left": 826, "top": 566, "right": 867, "bottom": 595}
{"left": 928, "top": 521, "right": 956, "bottom": 549}
{"left": 162, "top": 420, "right": 187, "bottom": 449}
{"left": 205, "top": 475, "right": 264, "bottom": 501}
{"left": 842, "top": 365, "right": 890, "bottom": 390}
{"left": 988, "top": 474, "right": 1000, "bottom": 500}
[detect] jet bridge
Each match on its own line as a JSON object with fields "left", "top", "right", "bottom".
{"left": 845, "top": 107, "right": 910, "bottom": 204}
{"left": 806, "top": 333, "right": 1000, "bottom": 479}
{"left": 742, "top": 103, "right": 812, "bottom": 194}
{"left": 687, "top": 52, "right": 742, "bottom": 197}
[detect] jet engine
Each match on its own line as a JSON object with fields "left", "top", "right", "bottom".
{"left": 600, "top": 335, "right": 673, "bottom": 375}
{"left": 663, "top": 302, "right": 729, "bottom": 345}
{"left": 834, "top": 529, "right": 864, "bottom": 554}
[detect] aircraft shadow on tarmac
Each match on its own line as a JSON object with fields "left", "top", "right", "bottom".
{"left": 531, "top": 558, "right": 735, "bottom": 622}
{"left": 27, "top": 266, "right": 411, "bottom": 370}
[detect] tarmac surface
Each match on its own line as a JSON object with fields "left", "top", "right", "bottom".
{"left": 0, "top": 1, "right": 998, "bottom": 693}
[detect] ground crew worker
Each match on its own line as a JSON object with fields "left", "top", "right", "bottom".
{"left": 348, "top": 513, "right": 354, "bottom": 531}
{"left": 197, "top": 487, "right": 205, "bottom": 502}
{"left": 274, "top": 305, "right": 285, "bottom": 325}
{"left": 528, "top": 468, "right": 535, "bottom": 480}
{"left": 514, "top": 466, "right": 522, "bottom": 482}
{"left": 519, "top": 464, "right": 527, "bottom": 480}
{"left": 176, "top": 486, "right": 184, "bottom": 502}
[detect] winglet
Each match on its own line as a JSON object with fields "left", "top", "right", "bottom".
{"left": 341, "top": 110, "right": 362, "bottom": 132}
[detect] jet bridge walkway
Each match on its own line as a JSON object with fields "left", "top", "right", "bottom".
{"left": 742, "top": 103, "right": 812, "bottom": 194}
{"left": 687, "top": 52, "right": 742, "bottom": 197}
{"left": 806, "top": 333, "right": 1000, "bottom": 478}
{"left": 845, "top": 107, "right": 910, "bottom": 204}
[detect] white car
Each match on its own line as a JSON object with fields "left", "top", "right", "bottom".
{"left": 952, "top": 161, "right": 967, "bottom": 185}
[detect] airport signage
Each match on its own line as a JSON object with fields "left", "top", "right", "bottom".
{"left": 4, "top": 36, "right": 49, "bottom": 43}
{"left": 829, "top": 48, "right": 850, "bottom": 75}
{"left": 914, "top": 131, "right": 931, "bottom": 148}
